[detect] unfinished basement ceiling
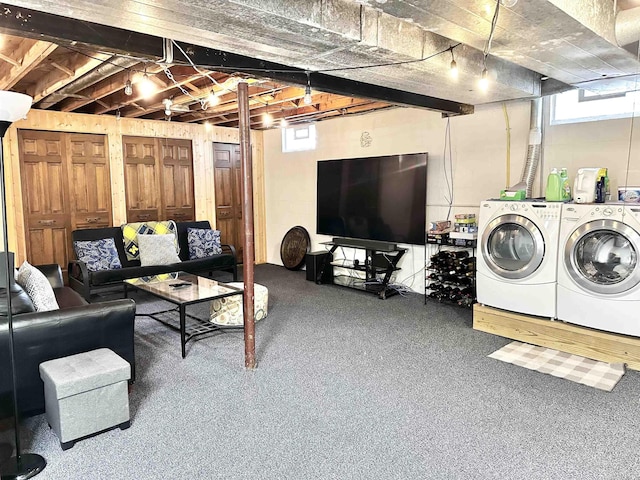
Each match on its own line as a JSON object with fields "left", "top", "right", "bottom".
{"left": 0, "top": 0, "right": 639, "bottom": 126}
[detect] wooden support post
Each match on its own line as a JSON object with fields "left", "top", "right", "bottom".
{"left": 238, "top": 81, "right": 256, "bottom": 369}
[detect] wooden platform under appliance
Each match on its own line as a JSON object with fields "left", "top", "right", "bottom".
{"left": 473, "top": 304, "right": 640, "bottom": 371}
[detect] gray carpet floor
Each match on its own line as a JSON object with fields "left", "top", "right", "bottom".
{"left": 5, "top": 263, "right": 640, "bottom": 479}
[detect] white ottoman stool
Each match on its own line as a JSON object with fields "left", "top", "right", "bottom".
{"left": 39, "top": 348, "right": 131, "bottom": 450}
{"left": 210, "top": 282, "right": 269, "bottom": 326}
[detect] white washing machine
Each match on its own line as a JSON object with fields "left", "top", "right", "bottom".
{"left": 476, "top": 200, "right": 562, "bottom": 318}
{"left": 557, "top": 203, "right": 640, "bottom": 337}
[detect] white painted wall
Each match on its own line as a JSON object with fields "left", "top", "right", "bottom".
{"left": 263, "top": 100, "right": 640, "bottom": 293}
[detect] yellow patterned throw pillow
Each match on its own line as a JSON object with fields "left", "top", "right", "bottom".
{"left": 121, "top": 220, "right": 178, "bottom": 262}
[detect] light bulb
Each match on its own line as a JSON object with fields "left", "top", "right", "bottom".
{"left": 263, "top": 112, "right": 273, "bottom": 127}
{"left": 162, "top": 98, "right": 172, "bottom": 116}
{"left": 450, "top": 59, "right": 458, "bottom": 79}
{"left": 280, "top": 118, "right": 288, "bottom": 128}
{"left": 479, "top": 68, "right": 489, "bottom": 91}
{"left": 124, "top": 79, "right": 133, "bottom": 96}
{"left": 204, "top": 121, "right": 212, "bottom": 131}
{"left": 208, "top": 91, "right": 219, "bottom": 106}
{"left": 138, "top": 73, "right": 156, "bottom": 98}
{"left": 303, "top": 84, "right": 312, "bottom": 105}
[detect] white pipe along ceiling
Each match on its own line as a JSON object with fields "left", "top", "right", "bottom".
{"left": 1, "top": 0, "right": 639, "bottom": 109}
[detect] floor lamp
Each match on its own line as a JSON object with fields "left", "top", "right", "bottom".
{"left": 0, "top": 91, "right": 46, "bottom": 480}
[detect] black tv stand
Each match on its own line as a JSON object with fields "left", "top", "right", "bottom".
{"left": 331, "top": 237, "right": 398, "bottom": 252}
{"left": 319, "top": 241, "right": 406, "bottom": 299}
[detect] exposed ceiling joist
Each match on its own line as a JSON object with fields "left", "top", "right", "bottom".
{"left": 0, "top": 39, "right": 57, "bottom": 90}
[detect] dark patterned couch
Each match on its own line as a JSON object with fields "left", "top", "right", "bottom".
{"left": 68, "top": 220, "right": 237, "bottom": 301}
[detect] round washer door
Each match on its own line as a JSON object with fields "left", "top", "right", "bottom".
{"left": 481, "top": 214, "right": 545, "bottom": 280}
{"left": 564, "top": 219, "right": 640, "bottom": 295}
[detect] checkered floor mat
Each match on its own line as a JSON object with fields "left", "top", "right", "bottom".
{"left": 488, "top": 341, "right": 626, "bottom": 392}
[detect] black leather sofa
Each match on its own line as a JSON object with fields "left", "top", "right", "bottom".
{"left": 68, "top": 220, "right": 238, "bottom": 301}
{"left": 0, "top": 264, "right": 136, "bottom": 418}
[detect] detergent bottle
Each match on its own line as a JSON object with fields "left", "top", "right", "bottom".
{"left": 560, "top": 168, "right": 571, "bottom": 201}
{"left": 545, "top": 168, "right": 563, "bottom": 202}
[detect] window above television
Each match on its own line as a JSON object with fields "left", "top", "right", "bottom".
{"left": 282, "top": 124, "right": 317, "bottom": 152}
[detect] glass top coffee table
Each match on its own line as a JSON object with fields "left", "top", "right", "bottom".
{"left": 124, "top": 272, "right": 243, "bottom": 358}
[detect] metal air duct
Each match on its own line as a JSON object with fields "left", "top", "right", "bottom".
{"left": 38, "top": 56, "right": 139, "bottom": 109}
{"left": 616, "top": 7, "right": 640, "bottom": 46}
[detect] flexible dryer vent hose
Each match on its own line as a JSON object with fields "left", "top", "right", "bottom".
{"left": 520, "top": 98, "right": 543, "bottom": 198}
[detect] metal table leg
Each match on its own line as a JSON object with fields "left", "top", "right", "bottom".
{"left": 180, "top": 304, "right": 186, "bottom": 358}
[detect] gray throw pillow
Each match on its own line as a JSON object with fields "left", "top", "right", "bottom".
{"left": 16, "top": 261, "right": 59, "bottom": 312}
{"left": 137, "top": 234, "right": 182, "bottom": 266}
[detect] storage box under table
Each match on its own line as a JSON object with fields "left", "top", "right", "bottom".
{"left": 39, "top": 348, "right": 131, "bottom": 450}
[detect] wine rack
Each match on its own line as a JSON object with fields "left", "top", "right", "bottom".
{"left": 425, "top": 247, "right": 476, "bottom": 308}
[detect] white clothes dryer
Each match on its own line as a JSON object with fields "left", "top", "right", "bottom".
{"left": 476, "top": 200, "right": 562, "bottom": 318}
{"left": 557, "top": 203, "right": 640, "bottom": 337}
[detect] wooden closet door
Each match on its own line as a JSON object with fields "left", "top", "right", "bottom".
{"left": 18, "top": 130, "right": 71, "bottom": 269}
{"left": 67, "top": 133, "right": 112, "bottom": 230}
{"left": 159, "top": 138, "right": 195, "bottom": 222}
{"left": 123, "top": 136, "right": 160, "bottom": 222}
{"left": 214, "top": 142, "right": 243, "bottom": 260}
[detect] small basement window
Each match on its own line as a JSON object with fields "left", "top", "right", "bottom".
{"left": 282, "top": 124, "right": 317, "bottom": 152}
{"left": 551, "top": 88, "right": 640, "bottom": 125}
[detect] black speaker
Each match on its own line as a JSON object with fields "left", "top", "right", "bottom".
{"left": 305, "top": 251, "right": 333, "bottom": 284}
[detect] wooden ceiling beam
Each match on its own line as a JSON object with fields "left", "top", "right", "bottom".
{"left": 123, "top": 72, "right": 233, "bottom": 119}
{"left": 0, "top": 40, "right": 58, "bottom": 90}
{"left": 183, "top": 85, "right": 305, "bottom": 123}
{"left": 50, "top": 61, "right": 74, "bottom": 77}
{"left": 0, "top": 52, "right": 20, "bottom": 68}
{"left": 29, "top": 52, "right": 112, "bottom": 103}
{"left": 92, "top": 67, "right": 207, "bottom": 115}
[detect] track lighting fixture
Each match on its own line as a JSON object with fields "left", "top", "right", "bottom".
{"left": 303, "top": 71, "right": 312, "bottom": 105}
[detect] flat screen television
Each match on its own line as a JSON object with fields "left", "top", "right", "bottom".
{"left": 316, "top": 153, "right": 427, "bottom": 246}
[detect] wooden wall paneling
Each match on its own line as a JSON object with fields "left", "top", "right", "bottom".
{"left": 251, "top": 131, "right": 266, "bottom": 264}
{"left": 7, "top": 109, "right": 266, "bottom": 265}
{"left": 5, "top": 130, "right": 25, "bottom": 262}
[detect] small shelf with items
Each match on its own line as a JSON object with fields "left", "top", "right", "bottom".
{"left": 425, "top": 213, "right": 477, "bottom": 308}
